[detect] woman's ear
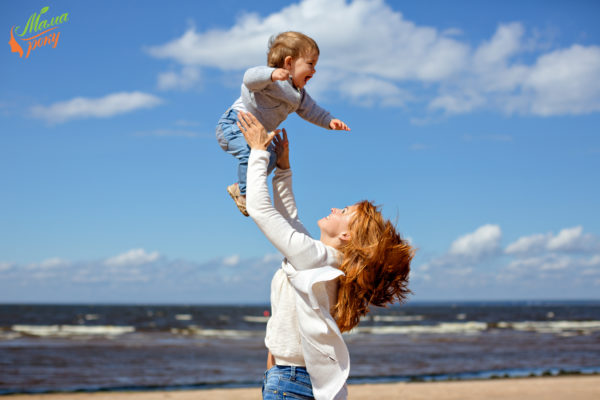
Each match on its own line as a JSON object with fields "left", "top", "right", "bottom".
{"left": 340, "top": 232, "right": 351, "bottom": 242}
{"left": 283, "top": 56, "right": 293, "bottom": 70}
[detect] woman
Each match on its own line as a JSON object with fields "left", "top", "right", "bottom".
{"left": 238, "top": 111, "right": 413, "bottom": 400}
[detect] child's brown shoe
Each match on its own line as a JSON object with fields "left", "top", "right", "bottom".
{"left": 227, "top": 183, "right": 249, "bottom": 217}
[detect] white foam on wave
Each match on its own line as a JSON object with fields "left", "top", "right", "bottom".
{"left": 170, "top": 326, "right": 262, "bottom": 338}
{"left": 497, "top": 320, "right": 600, "bottom": 335}
{"left": 353, "top": 321, "right": 487, "bottom": 335}
{"left": 243, "top": 316, "right": 270, "bottom": 323}
{"left": 0, "top": 331, "right": 22, "bottom": 340}
{"left": 372, "top": 315, "right": 425, "bottom": 322}
{"left": 11, "top": 325, "right": 135, "bottom": 337}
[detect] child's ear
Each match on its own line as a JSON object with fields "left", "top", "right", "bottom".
{"left": 283, "top": 56, "right": 293, "bottom": 70}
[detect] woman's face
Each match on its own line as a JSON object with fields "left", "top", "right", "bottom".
{"left": 318, "top": 205, "right": 357, "bottom": 243}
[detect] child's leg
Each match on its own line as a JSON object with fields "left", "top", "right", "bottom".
{"left": 226, "top": 133, "right": 250, "bottom": 195}
{"left": 216, "top": 109, "right": 277, "bottom": 195}
{"left": 216, "top": 109, "right": 251, "bottom": 195}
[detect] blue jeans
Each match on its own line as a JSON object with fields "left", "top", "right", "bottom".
{"left": 216, "top": 108, "right": 277, "bottom": 195}
{"left": 262, "top": 365, "right": 315, "bottom": 400}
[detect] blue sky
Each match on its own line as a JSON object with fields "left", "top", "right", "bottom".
{"left": 1, "top": 0, "right": 599, "bottom": 304}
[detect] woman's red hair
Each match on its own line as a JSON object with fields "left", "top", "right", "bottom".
{"left": 333, "top": 201, "right": 414, "bottom": 332}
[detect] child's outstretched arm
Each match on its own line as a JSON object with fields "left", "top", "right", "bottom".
{"left": 296, "top": 91, "right": 351, "bottom": 131}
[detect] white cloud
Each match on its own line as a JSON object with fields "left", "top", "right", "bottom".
{"left": 38, "top": 257, "right": 70, "bottom": 269}
{"left": 24, "top": 257, "right": 71, "bottom": 270}
{"left": 0, "top": 252, "right": 283, "bottom": 303}
{"left": 3, "top": 238, "right": 600, "bottom": 302}
{"left": 0, "top": 262, "right": 14, "bottom": 272}
{"left": 522, "top": 45, "right": 600, "bottom": 116}
{"left": 409, "top": 143, "right": 427, "bottom": 151}
{"left": 473, "top": 23, "right": 523, "bottom": 68}
{"left": 506, "top": 252, "right": 600, "bottom": 273}
{"left": 449, "top": 224, "right": 502, "bottom": 260}
{"left": 547, "top": 226, "right": 585, "bottom": 251}
{"left": 145, "top": 0, "right": 600, "bottom": 116}
{"left": 506, "top": 233, "right": 551, "bottom": 255}
{"left": 431, "top": 29, "right": 600, "bottom": 116}
{"left": 31, "top": 92, "right": 163, "bottom": 124}
{"left": 262, "top": 253, "right": 282, "bottom": 263}
{"left": 585, "top": 255, "right": 600, "bottom": 267}
{"left": 447, "top": 267, "right": 473, "bottom": 276}
{"left": 502, "top": 228, "right": 600, "bottom": 279}
{"left": 429, "top": 90, "right": 486, "bottom": 114}
{"left": 337, "top": 75, "right": 412, "bottom": 107}
{"left": 507, "top": 254, "right": 571, "bottom": 271}
{"left": 105, "top": 248, "right": 160, "bottom": 267}
{"left": 145, "top": 0, "right": 467, "bottom": 104}
{"left": 157, "top": 66, "right": 201, "bottom": 91}
{"left": 506, "top": 226, "right": 599, "bottom": 255}
{"left": 415, "top": 224, "right": 502, "bottom": 277}
{"left": 222, "top": 254, "right": 240, "bottom": 266}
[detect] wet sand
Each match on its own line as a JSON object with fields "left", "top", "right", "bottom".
{"left": 5, "top": 375, "right": 599, "bottom": 399}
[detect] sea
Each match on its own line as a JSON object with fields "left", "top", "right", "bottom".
{"left": 1, "top": 301, "right": 599, "bottom": 394}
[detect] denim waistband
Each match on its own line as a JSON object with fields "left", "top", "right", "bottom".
{"left": 271, "top": 365, "right": 309, "bottom": 378}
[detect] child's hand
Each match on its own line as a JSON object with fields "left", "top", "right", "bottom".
{"left": 271, "top": 68, "right": 290, "bottom": 82}
{"left": 329, "top": 119, "right": 350, "bottom": 131}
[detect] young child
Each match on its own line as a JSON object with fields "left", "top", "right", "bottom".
{"left": 216, "top": 31, "right": 350, "bottom": 216}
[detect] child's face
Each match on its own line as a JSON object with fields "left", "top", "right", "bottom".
{"left": 285, "top": 51, "right": 319, "bottom": 89}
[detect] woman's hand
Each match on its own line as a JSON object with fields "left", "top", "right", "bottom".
{"left": 237, "top": 111, "right": 277, "bottom": 151}
{"left": 273, "top": 129, "right": 290, "bottom": 170}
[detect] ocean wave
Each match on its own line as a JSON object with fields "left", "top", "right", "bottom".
{"left": 497, "top": 320, "right": 600, "bottom": 335}
{"left": 372, "top": 315, "right": 425, "bottom": 322}
{"left": 243, "top": 316, "right": 270, "bottom": 323}
{"left": 6, "top": 320, "right": 600, "bottom": 340}
{"left": 11, "top": 325, "right": 135, "bottom": 337}
{"left": 354, "top": 320, "right": 600, "bottom": 336}
{"left": 353, "top": 321, "right": 488, "bottom": 335}
{"left": 169, "top": 326, "right": 263, "bottom": 338}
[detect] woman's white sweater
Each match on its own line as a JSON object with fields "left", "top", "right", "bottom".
{"left": 246, "top": 150, "right": 350, "bottom": 400}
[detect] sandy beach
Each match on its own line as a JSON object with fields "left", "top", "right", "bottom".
{"left": 5, "top": 376, "right": 599, "bottom": 400}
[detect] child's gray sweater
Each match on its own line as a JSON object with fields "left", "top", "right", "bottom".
{"left": 231, "top": 66, "right": 333, "bottom": 132}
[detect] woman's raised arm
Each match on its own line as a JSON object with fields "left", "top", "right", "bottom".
{"left": 238, "top": 112, "right": 335, "bottom": 271}
{"left": 271, "top": 130, "right": 311, "bottom": 236}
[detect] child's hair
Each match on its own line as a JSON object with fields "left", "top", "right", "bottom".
{"left": 267, "top": 31, "right": 320, "bottom": 68}
{"left": 333, "top": 201, "right": 414, "bottom": 333}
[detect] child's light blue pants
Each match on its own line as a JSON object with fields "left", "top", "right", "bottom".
{"left": 216, "top": 109, "right": 277, "bottom": 195}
